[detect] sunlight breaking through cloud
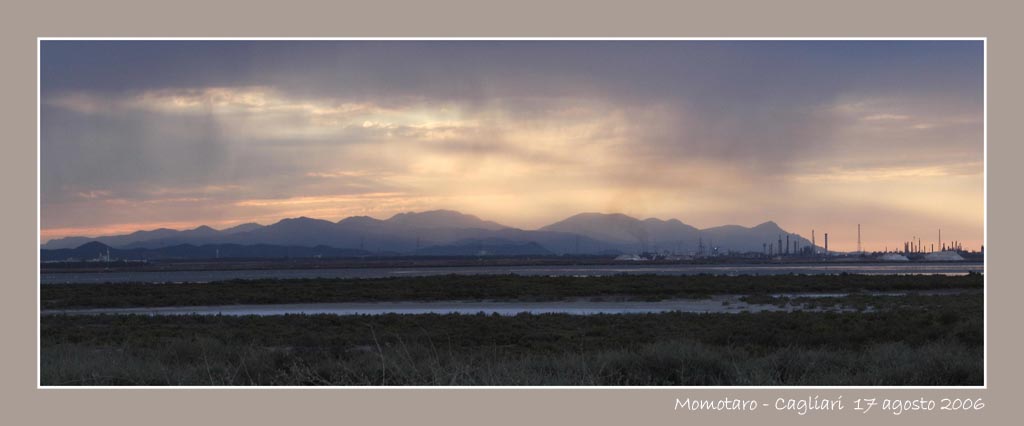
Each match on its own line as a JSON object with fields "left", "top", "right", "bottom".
{"left": 40, "top": 41, "right": 984, "bottom": 251}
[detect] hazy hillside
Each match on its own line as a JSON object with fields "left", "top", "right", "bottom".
{"left": 40, "top": 241, "right": 371, "bottom": 261}
{"left": 541, "top": 212, "right": 807, "bottom": 253}
{"left": 42, "top": 210, "right": 814, "bottom": 256}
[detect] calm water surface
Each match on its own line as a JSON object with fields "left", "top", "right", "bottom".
{"left": 40, "top": 262, "right": 984, "bottom": 284}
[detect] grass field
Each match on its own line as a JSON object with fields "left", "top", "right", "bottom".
{"left": 40, "top": 274, "right": 983, "bottom": 386}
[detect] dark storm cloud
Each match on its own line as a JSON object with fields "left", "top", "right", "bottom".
{"left": 42, "top": 40, "right": 983, "bottom": 168}
{"left": 39, "top": 40, "right": 984, "bottom": 244}
{"left": 41, "top": 40, "right": 983, "bottom": 98}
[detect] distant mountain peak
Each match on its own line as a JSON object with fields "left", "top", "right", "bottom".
{"left": 338, "top": 215, "right": 384, "bottom": 225}
{"left": 221, "top": 222, "right": 263, "bottom": 234}
{"left": 42, "top": 211, "right": 807, "bottom": 255}
{"left": 75, "top": 241, "right": 111, "bottom": 250}
{"left": 569, "top": 212, "right": 637, "bottom": 220}
{"left": 385, "top": 209, "right": 508, "bottom": 230}
{"left": 277, "top": 216, "right": 325, "bottom": 224}
{"left": 389, "top": 209, "right": 471, "bottom": 219}
{"left": 542, "top": 212, "right": 653, "bottom": 244}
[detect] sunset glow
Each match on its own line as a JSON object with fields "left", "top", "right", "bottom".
{"left": 41, "top": 40, "right": 984, "bottom": 251}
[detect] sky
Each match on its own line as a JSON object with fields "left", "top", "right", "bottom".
{"left": 40, "top": 40, "right": 984, "bottom": 251}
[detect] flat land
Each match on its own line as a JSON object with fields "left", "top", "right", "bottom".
{"left": 40, "top": 273, "right": 983, "bottom": 386}
{"left": 40, "top": 273, "right": 981, "bottom": 308}
{"left": 45, "top": 255, "right": 986, "bottom": 274}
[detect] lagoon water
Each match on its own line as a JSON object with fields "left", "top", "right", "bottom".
{"left": 40, "top": 262, "right": 984, "bottom": 284}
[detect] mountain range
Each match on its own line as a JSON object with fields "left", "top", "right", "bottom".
{"left": 41, "top": 210, "right": 814, "bottom": 259}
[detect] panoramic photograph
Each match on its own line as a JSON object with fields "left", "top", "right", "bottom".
{"left": 39, "top": 39, "right": 984, "bottom": 386}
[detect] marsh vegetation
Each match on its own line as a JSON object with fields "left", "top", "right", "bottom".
{"left": 40, "top": 274, "right": 983, "bottom": 386}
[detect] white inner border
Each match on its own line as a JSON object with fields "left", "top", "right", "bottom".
{"left": 36, "top": 37, "right": 987, "bottom": 390}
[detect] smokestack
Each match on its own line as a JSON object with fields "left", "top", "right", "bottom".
{"left": 786, "top": 235, "right": 790, "bottom": 255}
{"left": 857, "top": 224, "right": 861, "bottom": 253}
{"left": 824, "top": 233, "right": 829, "bottom": 255}
{"left": 812, "top": 230, "right": 816, "bottom": 254}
